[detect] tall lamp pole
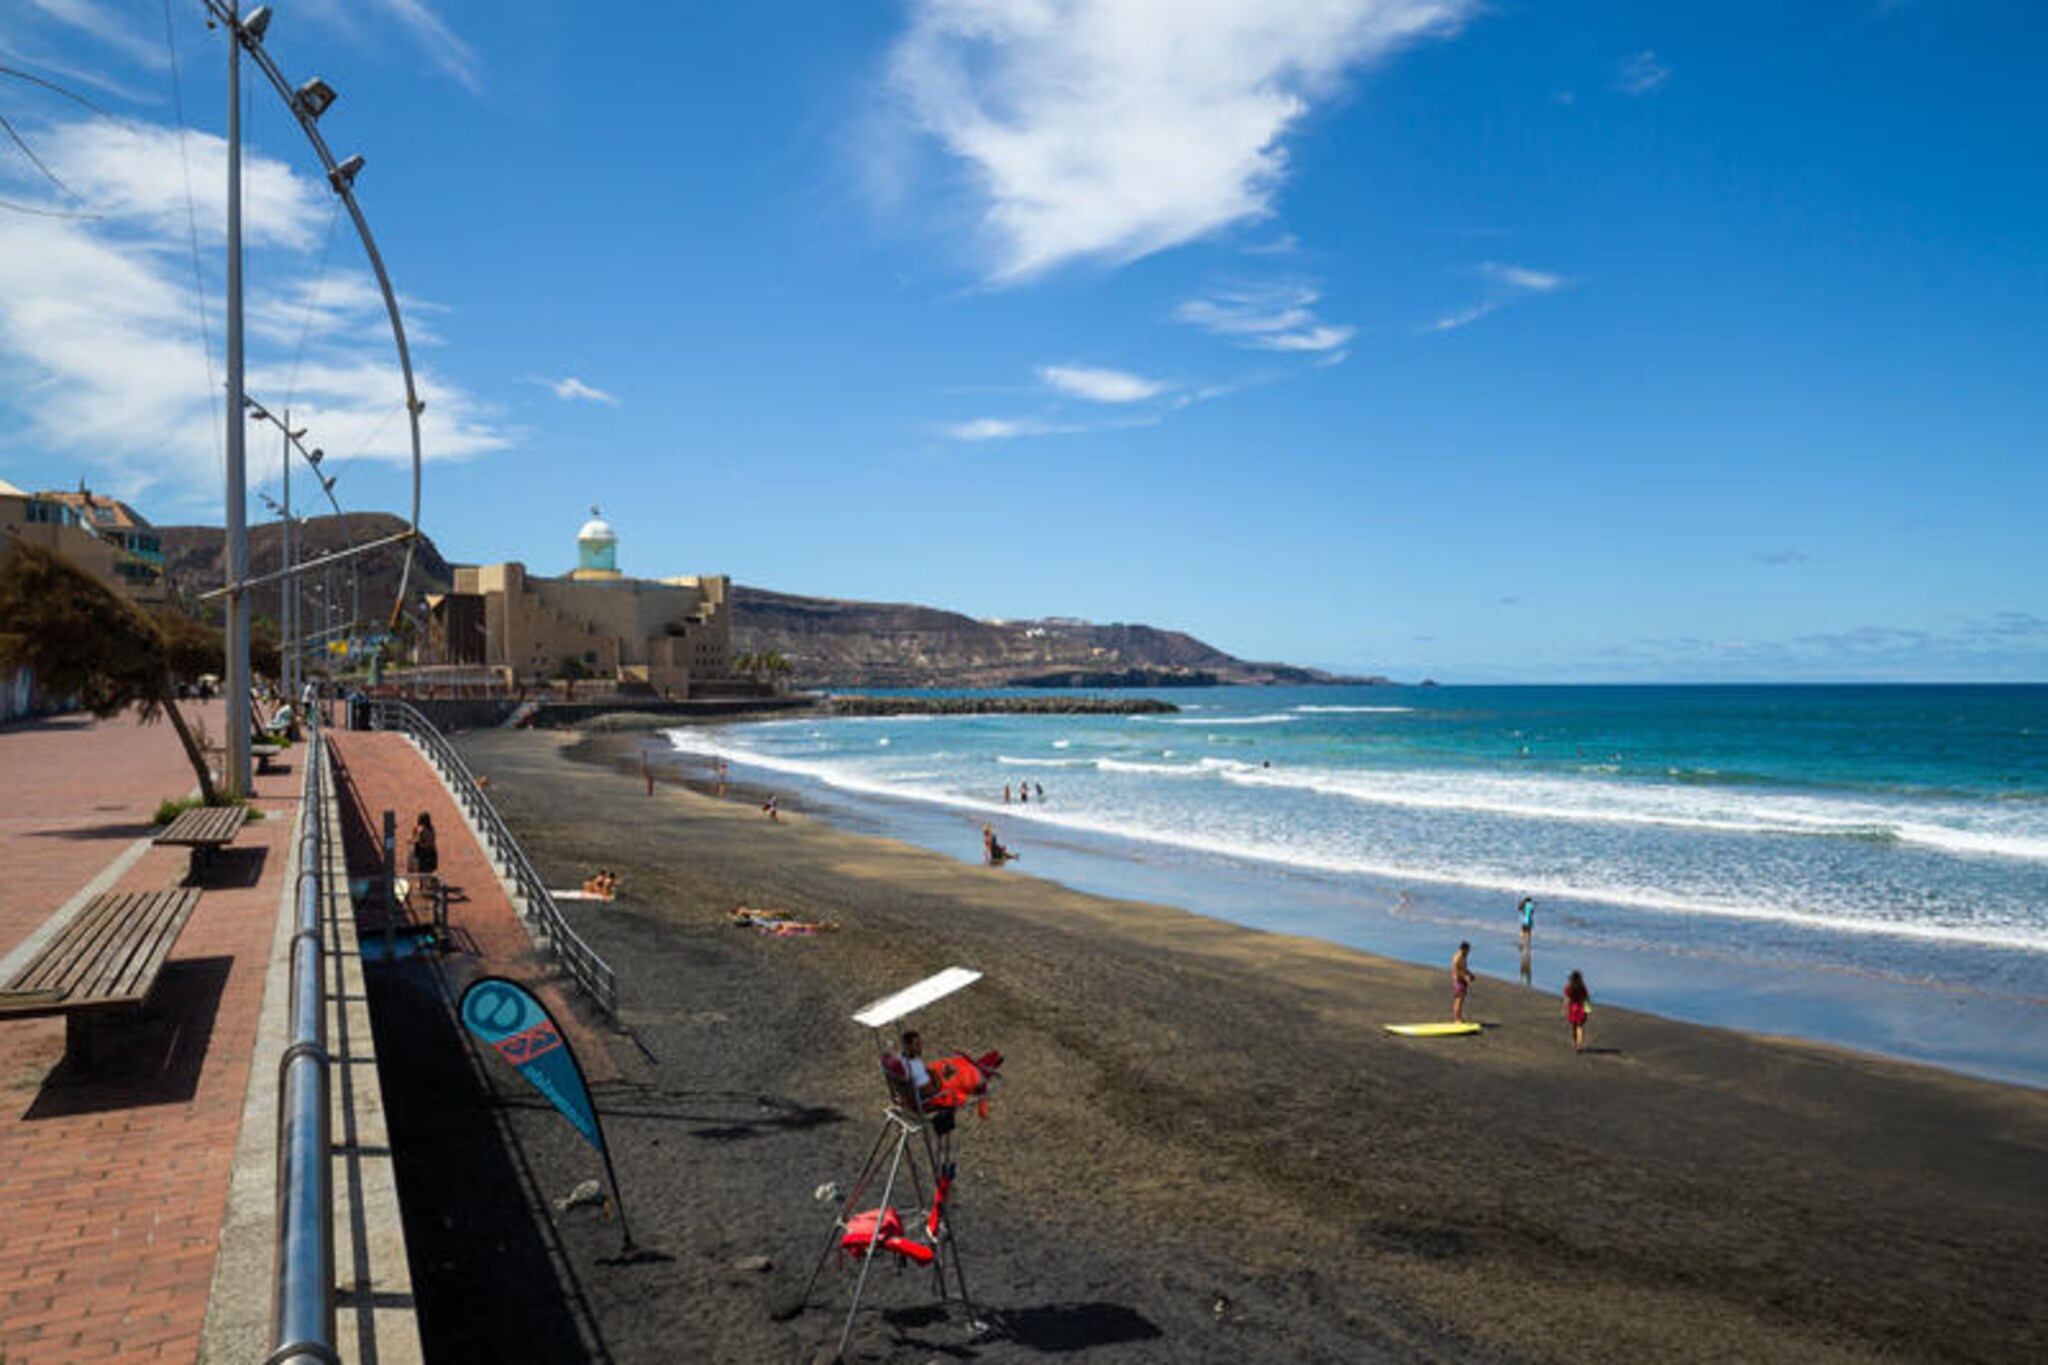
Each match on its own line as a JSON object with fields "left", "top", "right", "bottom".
{"left": 221, "top": 1, "right": 255, "bottom": 797}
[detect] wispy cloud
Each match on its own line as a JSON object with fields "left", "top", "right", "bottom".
{"left": 548, "top": 376, "right": 620, "bottom": 406}
{"left": 1616, "top": 49, "right": 1670, "bottom": 96}
{"left": 21, "top": 0, "right": 166, "bottom": 74}
{"left": 1037, "top": 364, "right": 1169, "bottom": 404}
{"left": 944, "top": 416, "right": 1058, "bottom": 443}
{"left": 887, "top": 0, "right": 1475, "bottom": 282}
{"left": 1583, "top": 613, "right": 2048, "bottom": 681}
{"left": 1422, "top": 260, "right": 1569, "bottom": 333}
{"left": 0, "top": 114, "right": 508, "bottom": 512}
{"left": 1175, "top": 283, "right": 1355, "bottom": 353}
{"left": 371, "top": 0, "right": 485, "bottom": 95}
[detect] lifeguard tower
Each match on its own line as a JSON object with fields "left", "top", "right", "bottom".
{"left": 793, "top": 968, "right": 1001, "bottom": 1358}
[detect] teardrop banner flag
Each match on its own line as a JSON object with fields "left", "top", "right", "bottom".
{"left": 459, "top": 975, "right": 635, "bottom": 1252}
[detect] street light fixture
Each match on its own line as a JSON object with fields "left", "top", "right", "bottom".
{"left": 294, "top": 78, "right": 335, "bottom": 120}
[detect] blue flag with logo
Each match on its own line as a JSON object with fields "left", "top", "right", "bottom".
{"left": 459, "top": 976, "right": 604, "bottom": 1154}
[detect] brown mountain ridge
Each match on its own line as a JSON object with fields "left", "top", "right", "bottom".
{"left": 156, "top": 518, "right": 1378, "bottom": 689}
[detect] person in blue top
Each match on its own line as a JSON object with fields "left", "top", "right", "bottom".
{"left": 1517, "top": 895, "right": 1536, "bottom": 952}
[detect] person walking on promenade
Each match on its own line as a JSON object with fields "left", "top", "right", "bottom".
{"left": 409, "top": 812, "right": 438, "bottom": 876}
{"left": 1452, "top": 941, "right": 1473, "bottom": 1023}
{"left": 1564, "top": 970, "right": 1592, "bottom": 1052}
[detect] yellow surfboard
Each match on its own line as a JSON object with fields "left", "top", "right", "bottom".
{"left": 1383, "top": 1022, "right": 1482, "bottom": 1037}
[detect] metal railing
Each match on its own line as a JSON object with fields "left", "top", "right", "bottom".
{"left": 363, "top": 698, "right": 619, "bottom": 1018}
{"left": 273, "top": 706, "right": 335, "bottom": 1365}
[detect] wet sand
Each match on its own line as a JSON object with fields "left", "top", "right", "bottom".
{"left": 429, "top": 726, "right": 2048, "bottom": 1363}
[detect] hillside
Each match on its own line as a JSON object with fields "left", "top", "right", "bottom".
{"left": 158, "top": 513, "right": 454, "bottom": 631}
{"left": 731, "top": 585, "right": 1372, "bottom": 688}
{"left": 156, "top": 521, "right": 1373, "bottom": 687}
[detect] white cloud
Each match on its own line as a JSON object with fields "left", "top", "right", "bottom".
{"left": 0, "top": 114, "right": 509, "bottom": 513}
{"left": 889, "top": 0, "right": 1474, "bottom": 281}
{"left": 1421, "top": 261, "right": 1568, "bottom": 333}
{"left": 945, "top": 417, "right": 1038, "bottom": 442}
{"left": 1422, "top": 300, "right": 1498, "bottom": 333}
{"left": 1617, "top": 50, "right": 1669, "bottom": 96}
{"left": 549, "top": 376, "right": 620, "bottom": 406}
{"left": 1175, "top": 282, "right": 1354, "bottom": 351}
{"left": 1038, "top": 364, "right": 1168, "bottom": 403}
{"left": 1480, "top": 261, "right": 1564, "bottom": 293}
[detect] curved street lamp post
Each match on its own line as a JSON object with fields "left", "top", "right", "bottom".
{"left": 202, "top": 1, "right": 424, "bottom": 795}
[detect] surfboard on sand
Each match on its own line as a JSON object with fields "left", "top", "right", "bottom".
{"left": 1383, "top": 1022, "right": 1482, "bottom": 1037}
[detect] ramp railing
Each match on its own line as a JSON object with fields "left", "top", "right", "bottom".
{"left": 362, "top": 698, "right": 618, "bottom": 1018}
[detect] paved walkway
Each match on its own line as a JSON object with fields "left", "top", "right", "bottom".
{"left": 324, "top": 729, "right": 618, "bottom": 1085}
{"left": 0, "top": 707, "right": 606, "bottom": 1364}
{"left": 0, "top": 705, "right": 302, "bottom": 1364}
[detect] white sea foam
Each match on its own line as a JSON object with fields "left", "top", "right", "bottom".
{"left": 1213, "top": 764, "right": 2048, "bottom": 863}
{"left": 1293, "top": 704, "right": 1415, "bottom": 714}
{"left": 660, "top": 728, "right": 2048, "bottom": 956}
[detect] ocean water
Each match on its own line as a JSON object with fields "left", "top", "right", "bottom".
{"left": 660, "top": 685, "right": 2048, "bottom": 1087}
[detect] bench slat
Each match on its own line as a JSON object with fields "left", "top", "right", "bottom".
{"left": 155, "top": 805, "right": 247, "bottom": 848}
{"left": 77, "top": 892, "right": 172, "bottom": 1002}
{"left": 0, "top": 889, "right": 201, "bottom": 1015}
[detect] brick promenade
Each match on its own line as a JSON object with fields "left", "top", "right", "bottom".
{"left": 0, "top": 704, "right": 299, "bottom": 1364}
{"left": 0, "top": 708, "right": 610, "bottom": 1364}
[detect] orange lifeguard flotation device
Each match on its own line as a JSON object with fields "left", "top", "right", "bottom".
{"left": 838, "top": 1167, "right": 955, "bottom": 1269}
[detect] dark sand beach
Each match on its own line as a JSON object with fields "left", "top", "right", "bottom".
{"left": 390, "top": 726, "right": 2048, "bottom": 1363}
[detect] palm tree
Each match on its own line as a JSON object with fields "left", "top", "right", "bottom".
{"left": 0, "top": 541, "right": 220, "bottom": 803}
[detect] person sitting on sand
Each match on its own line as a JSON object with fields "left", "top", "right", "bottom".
{"left": 1564, "top": 970, "right": 1592, "bottom": 1052}
{"left": 581, "top": 869, "right": 618, "bottom": 899}
{"left": 1452, "top": 941, "right": 1474, "bottom": 1023}
{"left": 763, "top": 795, "right": 779, "bottom": 821}
{"left": 982, "top": 824, "right": 1017, "bottom": 865}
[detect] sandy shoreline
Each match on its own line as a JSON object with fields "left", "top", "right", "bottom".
{"left": 429, "top": 725, "right": 2048, "bottom": 1363}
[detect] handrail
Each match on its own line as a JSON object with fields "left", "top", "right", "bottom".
{"left": 272, "top": 703, "right": 335, "bottom": 1365}
{"left": 362, "top": 698, "right": 619, "bottom": 1018}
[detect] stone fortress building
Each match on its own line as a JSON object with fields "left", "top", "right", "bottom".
{"left": 424, "top": 508, "right": 736, "bottom": 698}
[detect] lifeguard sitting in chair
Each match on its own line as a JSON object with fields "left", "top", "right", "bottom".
{"left": 882, "top": 1030, "right": 1002, "bottom": 1124}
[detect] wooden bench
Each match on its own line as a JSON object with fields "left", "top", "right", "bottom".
{"left": 155, "top": 804, "right": 249, "bottom": 884}
{"left": 0, "top": 888, "right": 203, "bottom": 1068}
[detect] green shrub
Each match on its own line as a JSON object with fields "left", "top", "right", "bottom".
{"left": 153, "top": 795, "right": 264, "bottom": 825}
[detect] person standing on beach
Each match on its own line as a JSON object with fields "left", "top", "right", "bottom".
{"left": 763, "top": 795, "right": 779, "bottom": 821}
{"left": 1452, "top": 941, "right": 1473, "bottom": 1023}
{"left": 1518, "top": 895, "right": 1536, "bottom": 952}
{"left": 1563, "top": 970, "right": 1592, "bottom": 1052}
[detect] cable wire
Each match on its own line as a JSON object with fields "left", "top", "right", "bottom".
{"left": 161, "top": 0, "right": 223, "bottom": 463}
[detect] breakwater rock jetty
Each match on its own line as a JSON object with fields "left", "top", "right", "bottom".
{"left": 822, "top": 694, "right": 1178, "bottom": 717}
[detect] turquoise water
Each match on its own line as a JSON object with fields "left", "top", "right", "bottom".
{"left": 663, "top": 685, "right": 2048, "bottom": 1086}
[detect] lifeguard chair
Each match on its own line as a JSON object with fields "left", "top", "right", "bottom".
{"left": 793, "top": 968, "right": 1001, "bottom": 1359}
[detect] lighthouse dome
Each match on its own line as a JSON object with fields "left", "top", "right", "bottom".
{"left": 574, "top": 505, "right": 620, "bottom": 577}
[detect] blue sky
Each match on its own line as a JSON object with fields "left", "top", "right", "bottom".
{"left": 2, "top": 0, "right": 2044, "bottom": 682}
